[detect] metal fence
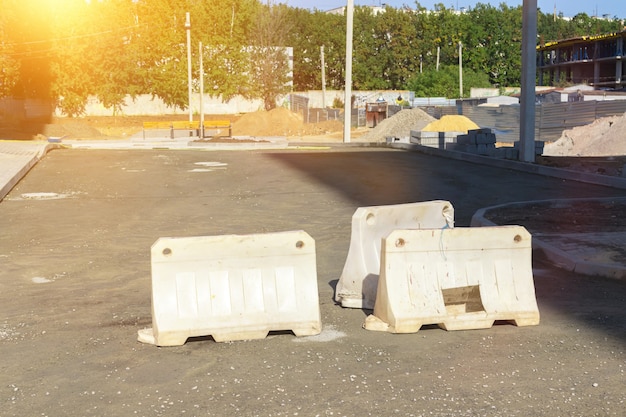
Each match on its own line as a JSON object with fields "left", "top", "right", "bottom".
{"left": 289, "top": 94, "right": 341, "bottom": 124}
{"left": 460, "top": 100, "right": 626, "bottom": 143}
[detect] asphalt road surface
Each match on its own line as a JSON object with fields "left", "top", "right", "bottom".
{"left": 1, "top": 147, "right": 625, "bottom": 417}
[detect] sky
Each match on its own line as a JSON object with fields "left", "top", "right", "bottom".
{"left": 278, "top": 1, "right": 625, "bottom": 19}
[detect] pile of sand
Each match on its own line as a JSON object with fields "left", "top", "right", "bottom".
{"left": 421, "top": 115, "right": 480, "bottom": 133}
{"left": 231, "top": 107, "right": 344, "bottom": 137}
{"left": 543, "top": 112, "right": 626, "bottom": 157}
{"left": 232, "top": 107, "right": 304, "bottom": 137}
{"left": 359, "top": 108, "right": 435, "bottom": 142}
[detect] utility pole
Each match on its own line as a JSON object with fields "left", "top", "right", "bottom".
{"left": 458, "top": 42, "right": 463, "bottom": 98}
{"left": 199, "top": 41, "right": 204, "bottom": 138}
{"left": 343, "top": 0, "right": 354, "bottom": 143}
{"left": 519, "top": 0, "right": 537, "bottom": 163}
{"left": 185, "top": 12, "right": 193, "bottom": 123}
{"left": 321, "top": 46, "right": 326, "bottom": 109}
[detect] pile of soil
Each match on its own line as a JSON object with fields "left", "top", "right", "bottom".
{"left": 538, "top": 112, "right": 626, "bottom": 177}
{"left": 232, "top": 107, "right": 343, "bottom": 137}
{"left": 543, "top": 112, "right": 626, "bottom": 157}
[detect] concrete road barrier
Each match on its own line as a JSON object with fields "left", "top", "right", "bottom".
{"left": 364, "top": 226, "right": 540, "bottom": 333}
{"left": 335, "top": 201, "right": 454, "bottom": 309}
{"left": 138, "top": 230, "right": 321, "bottom": 346}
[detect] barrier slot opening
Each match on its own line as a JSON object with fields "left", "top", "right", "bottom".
{"left": 442, "top": 285, "right": 485, "bottom": 314}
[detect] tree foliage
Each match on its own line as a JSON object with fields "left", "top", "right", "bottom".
{"left": 407, "top": 64, "right": 491, "bottom": 98}
{"left": 0, "top": 0, "right": 623, "bottom": 114}
{"left": 247, "top": 3, "right": 293, "bottom": 110}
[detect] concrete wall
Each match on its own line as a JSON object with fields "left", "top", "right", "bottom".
{"left": 53, "top": 90, "right": 415, "bottom": 117}
{"left": 57, "top": 94, "right": 266, "bottom": 117}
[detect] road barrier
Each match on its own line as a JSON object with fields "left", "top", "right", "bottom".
{"left": 364, "top": 226, "right": 540, "bottom": 333}
{"left": 335, "top": 201, "right": 454, "bottom": 309}
{"left": 138, "top": 230, "right": 321, "bottom": 346}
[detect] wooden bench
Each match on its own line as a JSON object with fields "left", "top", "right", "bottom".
{"left": 202, "top": 120, "right": 232, "bottom": 138}
{"left": 142, "top": 120, "right": 232, "bottom": 139}
{"left": 171, "top": 121, "right": 201, "bottom": 139}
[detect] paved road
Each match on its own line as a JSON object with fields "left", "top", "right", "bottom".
{"left": 1, "top": 146, "right": 625, "bottom": 416}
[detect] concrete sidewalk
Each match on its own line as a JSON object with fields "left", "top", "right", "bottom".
{"left": 0, "top": 140, "right": 55, "bottom": 202}
{"left": 0, "top": 138, "right": 624, "bottom": 280}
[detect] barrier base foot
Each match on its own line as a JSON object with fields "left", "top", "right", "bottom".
{"left": 337, "top": 298, "right": 375, "bottom": 310}
{"left": 510, "top": 314, "right": 541, "bottom": 327}
{"left": 137, "top": 328, "right": 190, "bottom": 346}
{"left": 292, "top": 324, "right": 323, "bottom": 337}
{"left": 138, "top": 325, "right": 323, "bottom": 346}
{"left": 137, "top": 328, "right": 156, "bottom": 345}
{"left": 439, "top": 319, "right": 495, "bottom": 331}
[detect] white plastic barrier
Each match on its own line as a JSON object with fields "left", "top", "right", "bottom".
{"left": 364, "top": 226, "right": 540, "bottom": 333}
{"left": 138, "top": 230, "right": 321, "bottom": 346}
{"left": 335, "top": 201, "right": 454, "bottom": 309}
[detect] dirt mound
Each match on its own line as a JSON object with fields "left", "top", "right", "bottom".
{"left": 232, "top": 107, "right": 303, "bottom": 137}
{"left": 422, "top": 115, "right": 479, "bottom": 133}
{"left": 543, "top": 112, "right": 626, "bottom": 157}
{"left": 40, "top": 121, "right": 105, "bottom": 139}
{"left": 231, "top": 107, "right": 344, "bottom": 137}
{"left": 359, "top": 108, "right": 435, "bottom": 142}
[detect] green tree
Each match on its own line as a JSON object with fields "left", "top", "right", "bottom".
{"left": 285, "top": 8, "right": 344, "bottom": 92}
{"left": 89, "top": 0, "right": 143, "bottom": 115}
{"left": 407, "top": 64, "right": 491, "bottom": 98}
{"left": 133, "top": 0, "right": 190, "bottom": 110}
{"left": 353, "top": 6, "right": 419, "bottom": 90}
{"left": 194, "top": 0, "right": 256, "bottom": 102}
{"left": 0, "top": 3, "right": 20, "bottom": 98}
{"left": 247, "top": 2, "right": 293, "bottom": 110}
{"left": 464, "top": 4, "right": 522, "bottom": 87}
{"left": 352, "top": 6, "right": 385, "bottom": 90}
{"left": 1, "top": 0, "right": 53, "bottom": 100}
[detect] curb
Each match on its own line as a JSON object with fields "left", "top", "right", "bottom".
{"left": 0, "top": 142, "right": 57, "bottom": 201}
{"left": 471, "top": 198, "right": 626, "bottom": 280}
{"left": 389, "top": 142, "right": 626, "bottom": 190}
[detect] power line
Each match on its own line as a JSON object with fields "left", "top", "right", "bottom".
{"left": 5, "top": 23, "right": 144, "bottom": 48}
{"left": 2, "top": 23, "right": 146, "bottom": 59}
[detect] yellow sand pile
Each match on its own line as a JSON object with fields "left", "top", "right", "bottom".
{"left": 421, "top": 115, "right": 479, "bottom": 133}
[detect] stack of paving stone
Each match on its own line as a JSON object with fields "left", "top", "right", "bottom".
{"left": 450, "top": 128, "right": 500, "bottom": 156}
{"left": 448, "top": 128, "right": 545, "bottom": 160}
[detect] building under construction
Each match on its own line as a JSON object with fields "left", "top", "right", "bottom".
{"left": 537, "top": 30, "right": 625, "bottom": 89}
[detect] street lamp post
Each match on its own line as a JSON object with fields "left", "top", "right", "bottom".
{"left": 185, "top": 12, "right": 192, "bottom": 124}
